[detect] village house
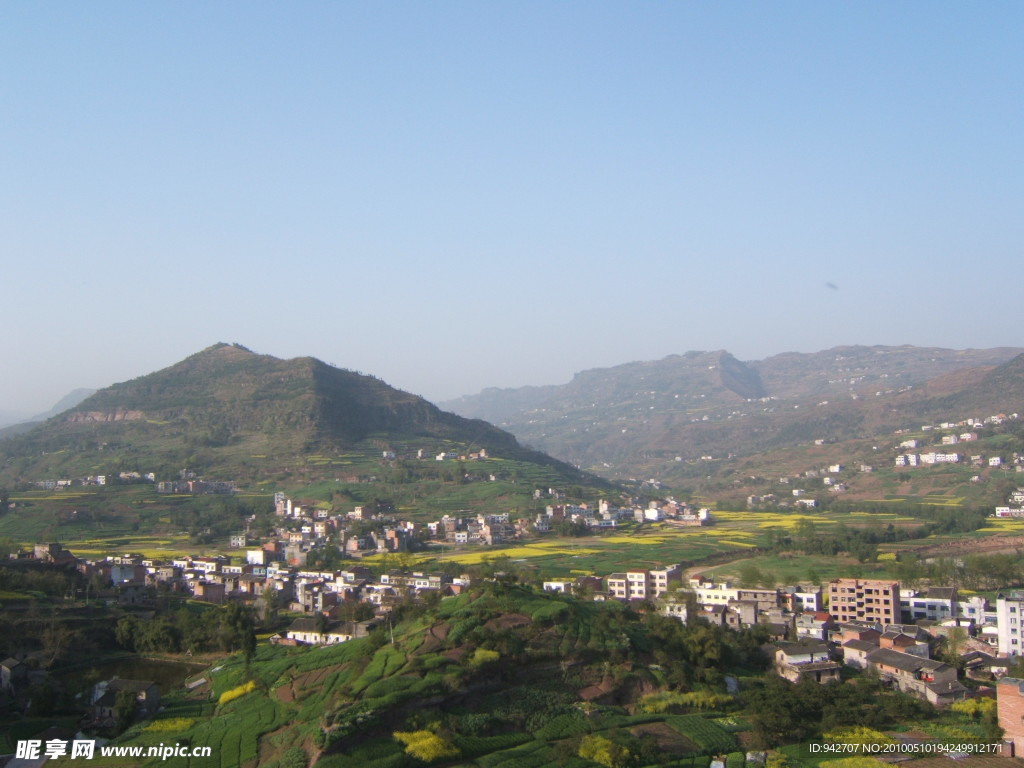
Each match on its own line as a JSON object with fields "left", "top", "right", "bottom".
{"left": 794, "top": 612, "right": 836, "bottom": 641}
{"left": 1, "top": 658, "right": 28, "bottom": 692}
{"left": 781, "top": 585, "right": 823, "bottom": 613}
{"left": 866, "top": 648, "right": 967, "bottom": 707}
{"left": 827, "top": 578, "right": 899, "bottom": 625}
{"left": 606, "top": 565, "right": 682, "bottom": 601}
{"left": 773, "top": 642, "right": 841, "bottom": 684}
{"left": 282, "top": 617, "right": 366, "bottom": 645}
{"left": 87, "top": 678, "right": 161, "bottom": 730}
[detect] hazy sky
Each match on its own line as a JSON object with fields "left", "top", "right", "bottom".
{"left": 3, "top": 2, "right": 1022, "bottom": 418}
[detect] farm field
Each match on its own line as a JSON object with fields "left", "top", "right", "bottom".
{"left": 2, "top": 477, "right": 1012, "bottom": 582}
{"left": 363, "top": 508, "right": 951, "bottom": 581}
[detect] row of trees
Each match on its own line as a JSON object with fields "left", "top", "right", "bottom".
{"left": 763, "top": 504, "right": 991, "bottom": 565}
{"left": 894, "top": 552, "right": 1024, "bottom": 591}
{"left": 744, "top": 674, "right": 936, "bottom": 748}
{"left": 115, "top": 603, "right": 256, "bottom": 663}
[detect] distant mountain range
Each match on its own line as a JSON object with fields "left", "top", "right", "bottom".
{"left": 0, "top": 344, "right": 594, "bottom": 487}
{"left": 0, "top": 388, "right": 96, "bottom": 433}
{"left": 440, "top": 346, "right": 1024, "bottom": 483}
{"left": 5, "top": 343, "right": 1022, "bottom": 504}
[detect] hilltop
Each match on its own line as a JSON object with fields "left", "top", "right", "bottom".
{"left": 0, "top": 344, "right": 598, "bottom": 491}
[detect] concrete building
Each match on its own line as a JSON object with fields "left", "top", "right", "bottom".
{"left": 998, "top": 677, "right": 1024, "bottom": 755}
{"left": 773, "top": 642, "right": 841, "bottom": 684}
{"left": 828, "top": 578, "right": 900, "bottom": 625}
{"left": 606, "top": 564, "right": 682, "bottom": 601}
{"left": 866, "top": 648, "right": 967, "bottom": 707}
{"left": 900, "top": 587, "right": 957, "bottom": 623}
{"left": 997, "top": 591, "right": 1024, "bottom": 656}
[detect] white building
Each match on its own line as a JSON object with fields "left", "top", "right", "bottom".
{"left": 997, "top": 591, "right": 1024, "bottom": 656}
{"left": 900, "top": 587, "right": 957, "bottom": 623}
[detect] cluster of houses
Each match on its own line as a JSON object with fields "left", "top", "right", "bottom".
{"left": 994, "top": 488, "right": 1024, "bottom": 518}
{"left": 24, "top": 536, "right": 1024, "bottom": 692}
{"left": 892, "top": 413, "right": 1022, "bottom": 471}
{"left": 1, "top": 655, "right": 161, "bottom": 735}
{"left": 31, "top": 468, "right": 237, "bottom": 495}
{"left": 744, "top": 413, "right": 1022, "bottom": 511}
{"left": 424, "top": 500, "right": 710, "bottom": 543}
{"left": 19, "top": 533, "right": 1024, "bottom": 747}
{"left": 542, "top": 568, "right": 1024, "bottom": 711}
{"left": 34, "top": 474, "right": 120, "bottom": 490}
{"left": 263, "top": 492, "right": 711, "bottom": 558}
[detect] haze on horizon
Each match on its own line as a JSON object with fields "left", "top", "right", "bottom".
{"left": 2, "top": 3, "right": 1022, "bottom": 419}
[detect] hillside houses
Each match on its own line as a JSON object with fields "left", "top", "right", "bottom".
{"left": 892, "top": 413, "right": 1022, "bottom": 471}
{"left": 14, "top": 529, "right": 1024, "bottom": 711}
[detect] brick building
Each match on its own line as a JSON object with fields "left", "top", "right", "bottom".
{"left": 827, "top": 578, "right": 900, "bottom": 625}
{"left": 998, "top": 677, "right": 1024, "bottom": 755}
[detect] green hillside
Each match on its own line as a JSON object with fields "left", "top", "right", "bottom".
{"left": 93, "top": 584, "right": 765, "bottom": 768}
{"left": 0, "top": 344, "right": 600, "bottom": 492}
{"left": 82, "top": 583, "right": 1000, "bottom": 768}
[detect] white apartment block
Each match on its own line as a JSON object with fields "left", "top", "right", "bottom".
{"left": 606, "top": 564, "right": 682, "bottom": 600}
{"left": 920, "top": 453, "right": 960, "bottom": 465}
{"left": 900, "top": 587, "right": 957, "bottom": 623}
{"left": 997, "top": 592, "right": 1024, "bottom": 656}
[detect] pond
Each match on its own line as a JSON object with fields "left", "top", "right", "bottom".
{"left": 63, "top": 657, "right": 208, "bottom": 696}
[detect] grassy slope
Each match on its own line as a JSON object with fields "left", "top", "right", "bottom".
{"left": 94, "top": 586, "right": 743, "bottom": 768}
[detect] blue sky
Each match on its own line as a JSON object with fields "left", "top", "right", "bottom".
{"left": 2, "top": 2, "right": 1022, "bottom": 418}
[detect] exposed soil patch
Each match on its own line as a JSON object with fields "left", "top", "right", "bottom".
{"left": 630, "top": 723, "right": 697, "bottom": 755}
{"left": 443, "top": 646, "right": 469, "bottom": 663}
{"left": 291, "top": 666, "right": 334, "bottom": 696}
{"left": 916, "top": 534, "right": 1024, "bottom": 558}
{"left": 578, "top": 675, "right": 617, "bottom": 702}
{"left": 484, "top": 613, "right": 531, "bottom": 632}
{"left": 274, "top": 683, "right": 295, "bottom": 703}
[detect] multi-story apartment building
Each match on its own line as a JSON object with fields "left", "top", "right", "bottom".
{"left": 649, "top": 564, "right": 683, "bottom": 596}
{"left": 996, "top": 591, "right": 1024, "bottom": 656}
{"left": 900, "top": 587, "right": 957, "bottom": 623}
{"left": 827, "top": 578, "right": 899, "bottom": 624}
{"left": 606, "top": 564, "right": 682, "bottom": 601}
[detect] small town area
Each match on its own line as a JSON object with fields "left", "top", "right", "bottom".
{"left": 7, "top": 481, "right": 1024, "bottom": 768}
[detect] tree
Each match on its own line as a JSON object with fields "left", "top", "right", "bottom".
{"left": 940, "top": 627, "right": 968, "bottom": 668}
{"left": 578, "top": 734, "right": 630, "bottom": 768}
{"left": 260, "top": 584, "right": 281, "bottom": 625}
{"left": 221, "top": 603, "right": 257, "bottom": 664}
{"left": 114, "top": 690, "right": 139, "bottom": 733}
{"left": 795, "top": 519, "right": 817, "bottom": 552}
{"left": 739, "top": 564, "right": 766, "bottom": 588}
{"left": 41, "top": 617, "right": 75, "bottom": 668}
{"left": 115, "top": 617, "right": 138, "bottom": 650}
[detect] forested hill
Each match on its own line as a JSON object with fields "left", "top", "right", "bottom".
{"left": 0, "top": 343, "right": 597, "bottom": 487}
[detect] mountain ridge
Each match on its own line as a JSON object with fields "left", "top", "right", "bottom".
{"left": 439, "top": 345, "right": 1024, "bottom": 481}
{"left": 0, "top": 343, "right": 598, "bottom": 488}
